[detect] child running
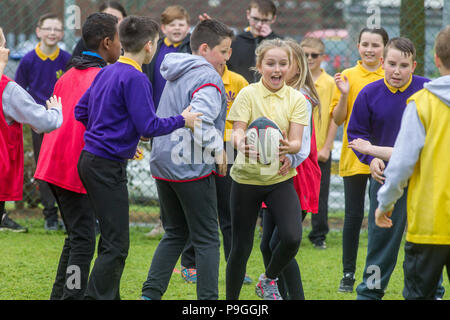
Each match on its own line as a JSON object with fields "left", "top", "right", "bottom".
{"left": 74, "top": 16, "right": 201, "bottom": 300}
{"left": 225, "top": 38, "right": 309, "bottom": 300}
{"left": 258, "top": 38, "right": 321, "bottom": 300}
{"left": 330, "top": 27, "right": 389, "bottom": 293}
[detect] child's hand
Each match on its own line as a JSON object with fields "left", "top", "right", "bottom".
{"left": 370, "top": 157, "right": 385, "bottom": 184}
{"left": 215, "top": 149, "right": 227, "bottom": 176}
{"left": 198, "top": 13, "right": 212, "bottom": 21}
{"left": 0, "top": 47, "right": 9, "bottom": 67}
{"left": 279, "top": 131, "right": 296, "bottom": 155}
{"left": 181, "top": 105, "right": 203, "bottom": 131}
{"left": 375, "top": 208, "right": 393, "bottom": 228}
{"left": 46, "top": 95, "right": 62, "bottom": 111}
{"left": 132, "top": 147, "right": 144, "bottom": 160}
{"left": 348, "top": 138, "right": 372, "bottom": 155}
{"left": 259, "top": 24, "right": 273, "bottom": 38}
{"left": 238, "top": 137, "right": 258, "bottom": 161}
{"left": 278, "top": 155, "right": 291, "bottom": 176}
{"left": 0, "top": 27, "right": 6, "bottom": 48}
{"left": 334, "top": 73, "right": 349, "bottom": 95}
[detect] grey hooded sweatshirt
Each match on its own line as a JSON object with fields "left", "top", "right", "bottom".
{"left": 377, "top": 75, "right": 450, "bottom": 211}
{"left": 150, "top": 53, "right": 227, "bottom": 181}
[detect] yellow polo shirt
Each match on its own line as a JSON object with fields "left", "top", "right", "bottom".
{"left": 330, "top": 61, "right": 384, "bottom": 177}
{"left": 313, "top": 69, "right": 335, "bottom": 151}
{"left": 222, "top": 66, "right": 249, "bottom": 141}
{"left": 227, "top": 80, "right": 309, "bottom": 185}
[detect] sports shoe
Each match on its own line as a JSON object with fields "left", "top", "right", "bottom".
{"left": 0, "top": 213, "right": 28, "bottom": 233}
{"left": 255, "top": 274, "right": 283, "bottom": 300}
{"left": 145, "top": 220, "right": 165, "bottom": 239}
{"left": 181, "top": 266, "right": 197, "bottom": 284}
{"left": 338, "top": 272, "right": 355, "bottom": 293}
{"left": 243, "top": 273, "right": 253, "bottom": 285}
{"left": 313, "top": 241, "right": 327, "bottom": 250}
{"left": 44, "top": 219, "right": 59, "bottom": 231}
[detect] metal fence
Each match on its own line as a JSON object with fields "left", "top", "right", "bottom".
{"left": 1, "top": 0, "right": 448, "bottom": 214}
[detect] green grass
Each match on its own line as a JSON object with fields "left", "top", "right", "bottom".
{"left": 0, "top": 216, "right": 447, "bottom": 300}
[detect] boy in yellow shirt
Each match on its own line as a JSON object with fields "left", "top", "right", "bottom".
{"left": 300, "top": 37, "right": 338, "bottom": 250}
{"left": 375, "top": 26, "right": 450, "bottom": 300}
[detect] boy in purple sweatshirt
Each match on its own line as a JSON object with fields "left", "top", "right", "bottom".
{"left": 74, "top": 16, "right": 201, "bottom": 300}
{"left": 346, "top": 37, "right": 440, "bottom": 300}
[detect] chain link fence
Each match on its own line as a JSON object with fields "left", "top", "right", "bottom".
{"left": 1, "top": 0, "right": 448, "bottom": 215}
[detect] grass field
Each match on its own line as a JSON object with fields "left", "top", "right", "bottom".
{"left": 0, "top": 213, "right": 448, "bottom": 300}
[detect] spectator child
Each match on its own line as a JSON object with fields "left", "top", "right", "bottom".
{"left": 143, "top": 5, "right": 192, "bottom": 110}
{"left": 300, "top": 37, "right": 338, "bottom": 249}
{"left": 330, "top": 27, "right": 389, "bottom": 293}
{"left": 227, "top": 0, "right": 281, "bottom": 83}
{"left": 15, "top": 13, "right": 71, "bottom": 230}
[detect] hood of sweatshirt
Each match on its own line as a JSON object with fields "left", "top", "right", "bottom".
{"left": 424, "top": 75, "right": 450, "bottom": 107}
{"left": 160, "top": 52, "right": 214, "bottom": 81}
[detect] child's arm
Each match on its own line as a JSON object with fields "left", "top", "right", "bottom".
{"left": 331, "top": 73, "right": 349, "bottom": 126}
{"left": 348, "top": 139, "right": 393, "bottom": 161}
{"left": 232, "top": 121, "right": 258, "bottom": 160}
{"left": 279, "top": 122, "right": 304, "bottom": 155}
{"left": 376, "top": 101, "right": 424, "bottom": 214}
{"left": 318, "top": 119, "right": 338, "bottom": 162}
{"left": 74, "top": 86, "right": 91, "bottom": 127}
{"left": 0, "top": 28, "right": 8, "bottom": 77}
{"left": 2, "top": 83, "right": 62, "bottom": 133}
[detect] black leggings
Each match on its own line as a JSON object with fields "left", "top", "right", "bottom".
{"left": 342, "top": 174, "right": 370, "bottom": 274}
{"left": 226, "top": 178, "right": 302, "bottom": 300}
{"left": 260, "top": 208, "right": 306, "bottom": 300}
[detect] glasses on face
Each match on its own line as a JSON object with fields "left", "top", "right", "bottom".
{"left": 39, "top": 27, "right": 63, "bottom": 33}
{"left": 249, "top": 16, "right": 272, "bottom": 25}
{"left": 305, "top": 53, "right": 321, "bottom": 59}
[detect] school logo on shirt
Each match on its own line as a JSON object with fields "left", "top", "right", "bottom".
{"left": 226, "top": 90, "right": 236, "bottom": 110}
{"left": 56, "top": 69, "right": 63, "bottom": 80}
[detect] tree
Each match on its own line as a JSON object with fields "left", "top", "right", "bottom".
{"left": 400, "top": 0, "right": 425, "bottom": 76}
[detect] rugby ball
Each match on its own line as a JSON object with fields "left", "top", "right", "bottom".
{"left": 245, "top": 117, "right": 283, "bottom": 165}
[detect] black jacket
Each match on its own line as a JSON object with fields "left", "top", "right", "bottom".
{"left": 142, "top": 34, "right": 192, "bottom": 84}
{"left": 227, "top": 29, "right": 282, "bottom": 83}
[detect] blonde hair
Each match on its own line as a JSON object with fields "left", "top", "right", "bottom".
{"left": 253, "top": 38, "right": 291, "bottom": 73}
{"left": 300, "top": 37, "right": 325, "bottom": 54}
{"left": 161, "top": 5, "right": 190, "bottom": 25}
{"left": 435, "top": 26, "right": 450, "bottom": 70}
{"left": 285, "top": 38, "right": 321, "bottom": 121}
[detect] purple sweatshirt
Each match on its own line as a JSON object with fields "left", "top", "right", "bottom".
{"left": 347, "top": 75, "right": 429, "bottom": 165}
{"left": 75, "top": 59, "right": 185, "bottom": 162}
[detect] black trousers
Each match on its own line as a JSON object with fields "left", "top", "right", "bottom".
{"left": 260, "top": 208, "right": 306, "bottom": 300}
{"left": 48, "top": 184, "right": 96, "bottom": 300}
{"left": 77, "top": 150, "right": 129, "bottom": 300}
{"left": 342, "top": 174, "right": 370, "bottom": 274}
{"left": 309, "top": 156, "right": 331, "bottom": 244}
{"left": 142, "top": 176, "right": 220, "bottom": 300}
{"left": 403, "top": 242, "right": 450, "bottom": 300}
{"left": 226, "top": 178, "right": 302, "bottom": 300}
{"left": 181, "top": 164, "right": 233, "bottom": 268}
{"left": 31, "top": 130, "right": 58, "bottom": 221}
